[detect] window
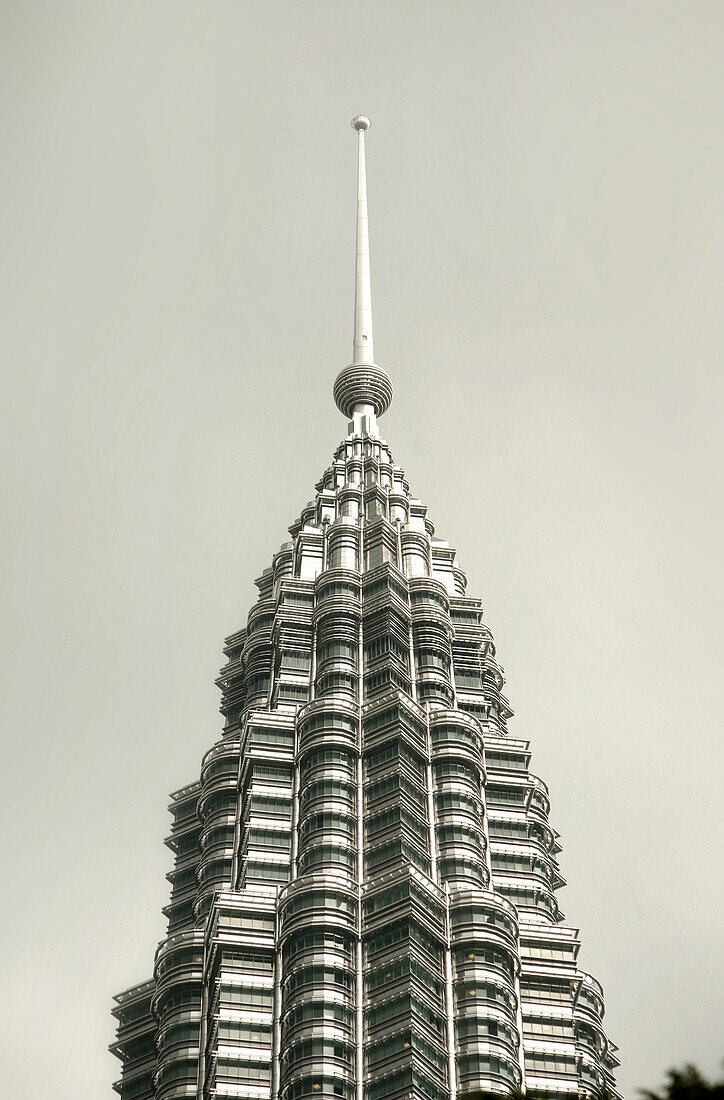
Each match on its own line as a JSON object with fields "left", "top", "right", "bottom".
{"left": 215, "top": 1058, "right": 272, "bottom": 1083}
{"left": 458, "top": 1053, "right": 520, "bottom": 1085}
{"left": 454, "top": 944, "right": 515, "bottom": 979}
{"left": 520, "top": 976, "right": 572, "bottom": 1004}
{"left": 486, "top": 751, "right": 528, "bottom": 772}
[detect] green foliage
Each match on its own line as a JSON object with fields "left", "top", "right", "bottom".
{"left": 457, "top": 1065, "right": 724, "bottom": 1100}
{"left": 639, "top": 1064, "right": 724, "bottom": 1100}
{"left": 458, "top": 1089, "right": 611, "bottom": 1100}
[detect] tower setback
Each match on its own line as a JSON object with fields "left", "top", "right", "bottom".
{"left": 111, "top": 119, "right": 620, "bottom": 1100}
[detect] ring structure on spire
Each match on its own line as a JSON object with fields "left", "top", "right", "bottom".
{"left": 335, "top": 115, "right": 393, "bottom": 430}
{"left": 333, "top": 363, "right": 394, "bottom": 418}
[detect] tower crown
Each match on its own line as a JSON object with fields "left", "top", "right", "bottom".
{"left": 333, "top": 117, "right": 393, "bottom": 434}
{"left": 112, "top": 120, "right": 621, "bottom": 1100}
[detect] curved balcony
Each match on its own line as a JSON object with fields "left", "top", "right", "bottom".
{"left": 575, "top": 971, "right": 606, "bottom": 1021}
{"left": 432, "top": 758, "right": 484, "bottom": 802}
{"left": 495, "top": 881, "right": 560, "bottom": 923}
{"left": 198, "top": 822, "right": 235, "bottom": 854}
{"left": 243, "top": 631, "right": 273, "bottom": 670}
{"left": 335, "top": 488, "right": 362, "bottom": 520}
{"left": 433, "top": 836, "right": 484, "bottom": 880}
{"left": 576, "top": 1017, "right": 606, "bottom": 1059}
{"left": 430, "top": 712, "right": 483, "bottom": 753}
{"left": 168, "top": 833, "right": 202, "bottom": 876}
{"left": 313, "top": 658, "right": 358, "bottom": 690}
{"left": 299, "top": 778, "right": 356, "bottom": 816}
{"left": 389, "top": 493, "right": 409, "bottom": 524}
{"left": 436, "top": 816, "right": 484, "bottom": 851}
{"left": 377, "top": 458, "right": 393, "bottom": 483}
{"left": 455, "top": 1014, "right": 520, "bottom": 1060}
{"left": 283, "top": 929, "right": 354, "bottom": 967}
{"left": 313, "top": 575, "right": 362, "bottom": 620}
{"left": 283, "top": 949, "right": 356, "bottom": 984}
{"left": 484, "top": 653, "right": 506, "bottom": 687}
{"left": 438, "top": 853, "right": 488, "bottom": 889}
{"left": 153, "top": 1052, "right": 198, "bottom": 1100}
{"left": 151, "top": 966, "right": 203, "bottom": 1027}
{"left": 299, "top": 747, "right": 357, "bottom": 786}
{"left": 437, "top": 809, "right": 486, "bottom": 841}
{"left": 417, "top": 673, "right": 455, "bottom": 707}
{"left": 281, "top": 996, "right": 354, "bottom": 1048}
{"left": 448, "top": 889, "right": 519, "bottom": 945}
{"left": 196, "top": 780, "right": 238, "bottom": 827}
{"left": 455, "top": 986, "right": 519, "bottom": 1034}
{"left": 315, "top": 649, "right": 358, "bottom": 679}
{"left": 154, "top": 924, "right": 201, "bottom": 961}
{"left": 411, "top": 606, "right": 452, "bottom": 636}
{"left": 297, "top": 842, "right": 358, "bottom": 880}
{"left": 281, "top": 1035, "right": 355, "bottom": 1079}
{"left": 198, "top": 762, "right": 239, "bottom": 823}
{"left": 430, "top": 731, "right": 484, "bottom": 773}
{"left": 153, "top": 930, "right": 203, "bottom": 985}
{"left": 193, "top": 857, "right": 233, "bottom": 919}
{"left": 412, "top": 614, "right": 452, "bottom": 651}
{"left": 273, "top": 543, "right": 294, "bottom": 583}
{"left": 315, "top": 670, "right": 359, "bottom": 698}
{"left": 527, "top": 818, "right": 558, "bottom": 853}
{"left": 414, "top": 654, "right": 450, "bottom": 692}
{"left": 342, "top": 458, "right": 362, "bottom": 485}
{"left": 242, "top": 676, "right": 271, "bottom": 709}
{"left": 297, "top": 818, "right": 356, "bottom": 866}
{"left": 409, "top": 576, "right": 449, "bottom": 604}
{"left": 492, "top": 838, "right": 559, "bottom": 879}
{"left": 452, "top": 564, "right": 468, "bottom": 595}
{"left": 196, "top": 853, "right": 233, "bottom": 889}
{"left": 577, "top": 1047, "right": 608, "bottom": 1096}
{"left": 527, "top": 774, "right": 551, "bottom": 811}
{"left": 282, "top": 961, "right": 355, "bottom": 1014}
{"left": 196, "top": 776, "right": 238, "bottom": 822}
{"left": 456, "top": 1048, "right": 522, "bottom": 1094}
{"left": 315, "top": 605, "right": 361, "bottom": 644}
{"left": 156, "top": 1013, "right": 201, "bottom": 1057}
{"left": 326, "top": 518, "right": 361, "bottom": 573}
{"left": 400, "top": 531, "right": 431, "bottom": 579}
{"left": 296, "top": 699, "right": 359, "bottom": 754}
{"left": 316, "top": 594, "right": 360, "bottom": 620}
{"left": 453, "top": 939, "right": 518, "bottom": 986}
{"left": 246, "top": 596, "right": 276, "bottom": 634}
{"left": 298, "top": 810, "right": 357, "bottom": 847}
{"left": 429, "top": 706, "right": 482, "bottom": 738}
{"left": 200, "top": 736, "right": 239, "bottom": 776}
{"left": 278, "top": 876, "right": 358, "bottom": 941}
{"left": 454, "top": 975, "right": 518, "bottom": 1024}
{"left": 280, "top": 1069, "right": 355, "bottom": 1100}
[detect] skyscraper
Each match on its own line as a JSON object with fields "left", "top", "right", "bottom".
{"left": 111, "top": 118, "right": 620, "bottom": 1100}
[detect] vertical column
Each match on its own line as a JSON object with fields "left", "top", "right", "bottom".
{"left": 356, "top": 469, "right": 365, "bottom": 1100}
{"left": 443, "top": 884, "right": 458, "bottom": 1100}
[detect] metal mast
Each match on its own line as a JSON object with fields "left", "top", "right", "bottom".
{"left": 333, "top": 117, "right": 393, "bottom": 436}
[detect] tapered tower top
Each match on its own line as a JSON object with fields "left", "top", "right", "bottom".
{"left": 333, "top": 117, "right": 394, "bottom": 435}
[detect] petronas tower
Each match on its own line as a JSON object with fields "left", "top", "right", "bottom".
{"left": 111, "top": 118, "right": 621, "bottom": 1100}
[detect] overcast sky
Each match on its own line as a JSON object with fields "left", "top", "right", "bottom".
{"left": 1, "top": 2, "right": 722, "bottom": 1097}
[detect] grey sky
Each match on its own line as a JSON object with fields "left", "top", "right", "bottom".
{"left": 1, "top": 2, "right": 722, "bottom": 1097}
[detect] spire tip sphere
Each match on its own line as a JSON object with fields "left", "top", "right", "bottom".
{"left": 351, "top": 115, "right": 371, "bottom": 131}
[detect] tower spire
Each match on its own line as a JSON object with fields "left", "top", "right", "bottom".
{"left": 333, "top": 117, "right": 393, "bottom": 435}
{"left": 352, "top": 115, "right": 374, "bottom": 366}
